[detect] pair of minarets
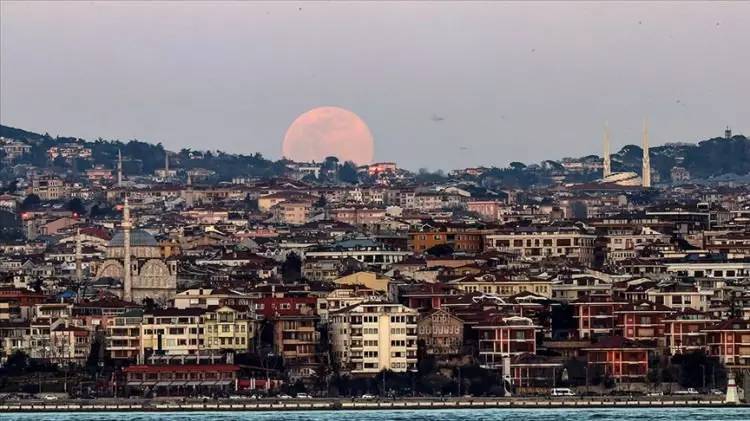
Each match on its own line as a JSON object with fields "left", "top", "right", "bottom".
{"left": 602, "top": 120, "right": 650, "bottom": 188}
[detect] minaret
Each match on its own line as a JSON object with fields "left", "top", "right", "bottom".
{"left": 122, "top": 196, "right": 133, "bottom": 302}
{"left": 75, "top": 228, "right": 82, "bottom": 283}
{"left": 603, "top": 122, "right": 612, "bottom": 178}
{"left": 165, "top": 151, "right": 170, "bottom": 173}
{"left": 642, "top": 119, "right": 651, "bottom": 188}
{"left": 117, "top": 149, "right": 123, "bottom": 186}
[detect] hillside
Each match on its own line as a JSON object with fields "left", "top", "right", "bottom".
{"left": 0, "top": 124, "right": 286, "bottom": 180}
{"left": 608, "top": 135, "right": 750, "bottom": 181}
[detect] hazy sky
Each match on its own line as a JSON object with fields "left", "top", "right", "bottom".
{"left": 1, "top": 1, "right": 748, "bottom": 170}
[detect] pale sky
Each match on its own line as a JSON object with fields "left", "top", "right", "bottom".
{"left": 1, "top": 1, "right": 748, "bottom": 170}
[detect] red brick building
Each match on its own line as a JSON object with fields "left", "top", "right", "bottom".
{"left": 121, "top": 364, "right": 239, "bottom": 396}
{"left": 583, "top": 336, "right": 652, "bottom": 383}
{"left": 704, "top": 319, "right": 750, "bottom": 367}
{"left": 663, "top": 308, "right": 718, "bottom": 355}
{"left": 572, "top": 293, "right": 627, "bottom": 339}
{"left": 614, "top": 300, "right": 672, "bottom": 344}
{"left": 473, "top": 315, "right": 538, "bottom": 369}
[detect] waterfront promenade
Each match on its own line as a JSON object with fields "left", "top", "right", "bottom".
{"left": 0, "top": 396, "right": 739, "bottom": 412}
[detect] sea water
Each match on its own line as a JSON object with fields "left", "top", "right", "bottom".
{"left": 1, "top": 408, "right": 748, "bottom": 421}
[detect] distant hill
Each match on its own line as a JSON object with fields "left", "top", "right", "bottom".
{"left": 609, "top": 135, "right": 750, "bottom": 181}
{"left": 0, "top": 124, "right": 286, "bottom": 180}
{"left": 2, "top": 123, "right": 748, "bottom": 183}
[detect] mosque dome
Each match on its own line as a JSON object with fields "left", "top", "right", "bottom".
{"left": 109, "top": 229, "right": 158, "bottom": 247}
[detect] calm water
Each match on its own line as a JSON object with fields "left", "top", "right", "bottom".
{"left": 1, "top": 409, "right": 748, "bottom": 421}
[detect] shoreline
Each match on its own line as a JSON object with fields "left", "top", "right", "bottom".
{"left": 1, "top": 397, "right": 744, "bottom": 412}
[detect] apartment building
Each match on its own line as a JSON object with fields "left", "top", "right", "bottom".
{"left": 614, "top": 301, "right": 672, "bottom": 344}
{"left": 272, "top": 200, "right": 313, "bottom": 225}
{"left": 417, "top": 309, "right": 464, "bottom": 356}
{"left": 408, "top": 228, "right": 484, "bottom": 253}
{"left": 448, "top": 273, "right": 552, "bottom": 298}
{"left": 646, "top": 284, "right": 713, "bottom": 312}
{"left": 663, "top": 309, "right": 718, "bottom": 355}
{"left": 572, "top": 293, "right": 627, "bottom": 339}
{"left": 583, "top": 336, "right": 652, "bottom": 383}
{"left": 551, "top": 275, "right": 612, "bottom": 302}
{"left": 484, "top": 226, "right": 596, "bottom": 266}
{"left": 704, "top": 319, "right": 750, "bottom": 367}
{"left": 140, "top": 308, "right": 205, "bottom": 358}
{"left": 31, "top": 176, "right": 69, "bottom": 201}
{"left": 473, "top": 316, "right": 538, "bottom": 369}
{"left": 203, "top": 305, "right": 254, "bottom": 352}
{"left": 106, "top": 309, "right": 143, "bottom": 360}
{"left": 330, "top": 302, "right": 418, "bottom": 374}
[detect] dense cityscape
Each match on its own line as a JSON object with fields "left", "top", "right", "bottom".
{"left": 0, "top": 122, "right": 749, "bottom": 406}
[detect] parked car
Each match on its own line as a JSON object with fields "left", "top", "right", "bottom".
{"left": 674, "top": 388, "right": 699, "bottom": 395}
{"left": 278, "top": 394, "right": 293, "bottom": 399}
{"left": 41, "top": 395, "right": 59, "bottom": 401}
{"left": 296, "top": 393, "right": 312, "bottom": 399}
{"left": 710, "top": 389, "right": 724, "bottom": 395}
{"left": 550, "top": 388, "right": 575, "bottom": 396}
{"left": 361, "top": 394, "right": 376, "bottom": 400}
{"left": 647, "top": 391, "right": 664, "bottom": 396}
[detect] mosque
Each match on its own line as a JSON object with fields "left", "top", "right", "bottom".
{"left": 598, "top": 121, "right": 651, "bottom": 188}
{"left": 95, "top": 197, "right": 177, "bottom": 304}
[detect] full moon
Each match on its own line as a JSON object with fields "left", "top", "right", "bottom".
{"left": 282, "top": 106, "right": 375, "bottom": 165}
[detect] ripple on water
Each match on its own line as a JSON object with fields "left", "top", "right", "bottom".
{"left": 1, "top": 408, "right": 750, "bottom": 421}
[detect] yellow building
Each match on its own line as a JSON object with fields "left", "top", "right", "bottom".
{"left": 330, "top": 303, "right": 418, "bottom": 374}
{"left": 203, "top": 306, "right": 254, "bottom": 352}
{"left": 334, "top": 271, "right": 391, "bottom": 293}
{"left": 140, "top": 308, "right": 204, "bottom": 359}
{"left": 448, "top": 273, "right": 552, "bottom": 298}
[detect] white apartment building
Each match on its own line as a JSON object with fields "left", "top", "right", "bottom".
{"left": 484, "top": 227, "right": 597, "bottom": 266}
{"left": 330, "top": 303, "right": 418, "bottom": 374}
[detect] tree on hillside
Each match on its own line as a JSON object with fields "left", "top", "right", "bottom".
{"left": 21, "top": 194, "right": 41, "bottom": 210}
{"left": 282, "top": 252, "right": 302, "bottom": 282}
{"left": 338, "top": 161, "right": 359, "bottom": 184}
{"left": 67, "top": 198, "right": 86, "bottom": 216}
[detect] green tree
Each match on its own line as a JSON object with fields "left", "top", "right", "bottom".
{"left": 4, "top": 350, "right": 30, "bottom": 375}
{"left": 282, "top": 252, "right": 302, "bottom": 282}
{"left": 67, "top": 198, "right": 86, "bottom": 216}
{"left": 338, "top": 161, "right": 359, "bottom": 184}
{"left": 21, "top": 194, "right": 41, "bottom": 210}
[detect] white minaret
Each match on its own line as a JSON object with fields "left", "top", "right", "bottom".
{"left": 603, "top": 122, "right": 612, "bottom": 178}
{"left": 75, "top": 228, "right": 82, "bottom": 283}
{"left": 117, "top": 149, "right": 123, "bottom": 186}
{"left": 122, "top": 196, "right": 133, "bottom": 302}
{"left": 642, "top": 119, "right": 651, "bottom": 188}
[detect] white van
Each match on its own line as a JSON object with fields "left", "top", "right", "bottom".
{"left": 551, "top": 388, "right": 576, "bottom": 396}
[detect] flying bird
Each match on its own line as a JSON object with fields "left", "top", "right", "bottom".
{"left": 431, "top": 114, "right": 445, "bottom": 122}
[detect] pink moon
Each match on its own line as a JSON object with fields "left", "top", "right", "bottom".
{"left": 282, "top": 106, "right": 375, "bottom": 165}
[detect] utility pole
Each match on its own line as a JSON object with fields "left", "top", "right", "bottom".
{"left": 457, "top": 366, "right": 462, "bottom": 396}
{"left": 585, "top": 365, "right": 589, "bottom": 395}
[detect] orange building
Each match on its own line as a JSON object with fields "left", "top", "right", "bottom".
{"left": 408, "top": 226, "right": 484, "bottom": 253}
{"left": 572, "top": 293, "right": 626, "bottom": 339}
{"left": 614, "top": 300, "right": 672, "bottom": 344}
{"left": 583, "top": 336, "right": 652, "bottom": 382}
{"left": 473, "top": 316, "right": 538, "bottom": 369}
{"left": 704, "top": 319, "right": 750, "bottom": 367}
{"left": 467, "top": 200, "right": 504, "bottom": 221}
{"left": 663, "top": 308, "right": 718, "bottom": 355}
